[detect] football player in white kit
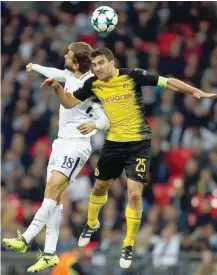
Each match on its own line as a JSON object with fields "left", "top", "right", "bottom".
{"left": 2, "top": 42, "right": 110, "bottom": 272}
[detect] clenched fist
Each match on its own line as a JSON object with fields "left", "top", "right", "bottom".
{"left": 26, "top": 63, "right": 33, "bottom": 72}
{"left": 41, "top": 78, "right": 60, "bottom": 88}
{"left": 77, "top": 121, "right": 96, "bottom": 135}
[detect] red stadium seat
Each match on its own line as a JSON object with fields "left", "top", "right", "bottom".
{"left": 191, "top": 195, "right": 203, "bottom": 213}
{"left": 157, "top": 32, "right": 178, "bottom": 56}
{"left": 139, "top": 42, "right": 154, "bottom": 54}
{"left": 191, "top": 194, "right": 217, "bottom": 219}
{"left": 153, "top": 183, "right": 173, "bottom": 207}
{"left": 172, "top": 24, "right": 194, "bottom": 41}
{"left": 78, "top": 34, "right": 96, "bottom": 47}
{"left": 30, "top": 136, "right": 52, "bottom": 158}
{"left": 146, "top": 116, "right": 156, "bottom": 128}
{"left": 166, "top": 147, "right": 192, "bottom": 177}
{"left": 209, "top": 194, "right": 217, "bottom": 219}
{"left": 184, "top": 44, "right": 202, "bottom": 62}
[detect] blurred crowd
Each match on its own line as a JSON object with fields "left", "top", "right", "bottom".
{"left": 1, "top": 1, "right": 217, "bottom": 273}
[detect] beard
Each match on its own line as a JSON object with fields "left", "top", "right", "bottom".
{"left": 64, "top": 62, "right": 75, "bottom": 72}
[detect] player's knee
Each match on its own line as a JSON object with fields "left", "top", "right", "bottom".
{"left": 56, "top": 191, "right": 65, "bottom": 205}
{"left": 128, "top": 190, "right": 142, "bottom": 203}
{"left": 45, "top": 171, "right": 68, "bottom": 200}
{"left": 45, "top": 181, "right": 65, "bottom": 201}
{"left": 93, "top": 180, "right": 111, "bottom": 195}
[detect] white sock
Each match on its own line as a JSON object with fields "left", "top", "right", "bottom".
{"left": 22, "top": 198, "right": 57, "bottom": 244}
{"left": 44, "top": 204, "right": 63, "bottom": 254}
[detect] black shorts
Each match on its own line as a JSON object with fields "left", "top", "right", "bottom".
{"left": 95, "top": 139, "right": 151, "bottom": 184}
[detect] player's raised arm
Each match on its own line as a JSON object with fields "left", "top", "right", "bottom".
{"left": 165, "top": 78, "right": 216, "bottom": 99}
{"left": 41, "top": 78, "right": 79, "bottom": 108}
{"left": 41, "top": 76, "right": 95, "bottom": 109}
{"left": 26, "top": 63, "right": 66, "bottom": 82}
{"left": 129, "top": 68, "right": 216, "bottom": 99}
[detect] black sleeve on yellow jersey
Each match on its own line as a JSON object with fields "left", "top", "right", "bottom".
{"left": 91, "top": 96, "right": 101, "bottom": 104}
{"left": 73, "top": 76, "right": 95, "bottom": 102}
{"left": 123, "top": 68, "right": 159, "bottom": 86}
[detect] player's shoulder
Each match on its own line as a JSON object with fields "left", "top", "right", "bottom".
{"left": 91, "top": 95, "right": 101, "bottom": 104}
{"left": 83, "top": 75, "right": 97, "bottom": 85}
{"left": 81, "top": 96, "right": 101, "bottom": 110}
{"left": 119, "top": 68, "right": 147, "bottom": 77}
{"left": 64, "top": 69, "right": 75, "bottom": 80}
{"left": 63, "top": 69, "right": 71, "bottom": 75}
{"left": 80, "top": 71, "right": 94, "bottom": 82}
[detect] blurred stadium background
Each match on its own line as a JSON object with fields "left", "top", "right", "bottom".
{"left": 1, "top": 1, "right": 217, "bottom": 275}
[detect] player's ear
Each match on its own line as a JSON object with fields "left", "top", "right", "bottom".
{"left": 73, "top": 63, "right": 79, "bottom": 70}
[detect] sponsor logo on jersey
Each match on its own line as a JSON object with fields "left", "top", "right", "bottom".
{"left": 98, "top": 93, "right": 134, "bottom": 104}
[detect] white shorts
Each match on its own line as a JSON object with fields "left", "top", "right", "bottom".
{"left": 46, "top": 138, "right": 92, "bottom": 185}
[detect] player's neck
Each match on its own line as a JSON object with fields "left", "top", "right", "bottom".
{"left": 73, "top": 70, "right": 87, "bottom": 79}
{"left": 106, "top": 68, "right": 117, "bottom": 82}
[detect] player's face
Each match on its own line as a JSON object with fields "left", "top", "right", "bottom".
{"left": 64, "top": 50, "right": 78, "bottom": 72}
{"left": 91, "top": 55, "right": 114, "bottom": 81}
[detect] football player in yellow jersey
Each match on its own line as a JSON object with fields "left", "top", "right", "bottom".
{"left": 42, "top": 48, "right": 215, "bottom": 269}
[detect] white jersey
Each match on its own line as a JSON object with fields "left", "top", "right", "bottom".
{"left": 32, "top": 65, "right": 105, "bottom": 139}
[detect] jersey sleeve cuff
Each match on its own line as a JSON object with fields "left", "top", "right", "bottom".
{"left": 157, "top": 76, "right": 168, "bottom": 88}
{"left": 71, "top": 93, "right": 81, "bottom": 102}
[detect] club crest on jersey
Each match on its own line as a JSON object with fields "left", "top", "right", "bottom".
{"left": 95, "top": 167, "right": 100, "bottom": 176}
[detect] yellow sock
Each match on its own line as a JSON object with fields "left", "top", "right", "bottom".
{"left": 87, "top": 192, "right": 108, "bottom": 228}
{"left": 123, "top": 206, "right": 142, "bottom": 247}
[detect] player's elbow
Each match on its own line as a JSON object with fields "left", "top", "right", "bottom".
{"left": 62, "top": 92, "right": 78, "bottom": 109}
{"left": 62, "top": 102, "right": 76, "bottom": 109}
{"left": 62, "top": 103, "right": 72, "bottom": 109}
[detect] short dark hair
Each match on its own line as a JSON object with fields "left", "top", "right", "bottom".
{"left": 90, "top": 48, "right": 114, "bottom": 61}
{"left": 68, "top": 42, "right": 93, "bottom": 73}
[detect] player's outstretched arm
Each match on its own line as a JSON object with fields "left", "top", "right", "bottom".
{"left": 41, "top": 78, "right": 79, "bottom": 108}
{"left": 165, "top": 77, "right": 216, "bottom": 99}
{"left": 41, "top": 76, "right": 94, "bottom": 109}
{"left": 130, "top": 69, "right": 216, "bottom": 99}
{"left": 26, "top": 63, "right": 66, "bottom": 82}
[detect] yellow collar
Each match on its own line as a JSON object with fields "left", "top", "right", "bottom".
{"left": 115, "top": 69, "right": 119, "bottom": 77}
{"left": 97, "top": 69, "right": 119, "bottom": 83}
{"left": 108, "top": 69, "right": 119, "bottom": 82}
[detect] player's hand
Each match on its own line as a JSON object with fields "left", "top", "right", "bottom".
{"left": 41, "top": 78, "right": 60, "bottom": 88}
{"left": 26, "top": 63, "right": 33, "bottom": 72}
{"left": 192, "top": 90, "right": 216, "bottom": 99}
{"left": 77, "top": 121, "right": 96, "bottom": 135}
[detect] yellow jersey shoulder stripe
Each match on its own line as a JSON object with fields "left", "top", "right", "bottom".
{"left": 71, "top": 92, "right": 81, "bottom": 102}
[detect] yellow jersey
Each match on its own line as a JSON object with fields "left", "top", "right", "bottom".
{"left": 72, "top": 68, "right": 159, "bottom": 142}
